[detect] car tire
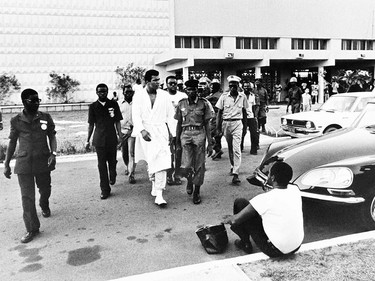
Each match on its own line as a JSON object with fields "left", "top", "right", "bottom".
{"left": 323, "top": 126, "right": 341, "bottom": 134}
{"left": 358, "top": 194, "right": 375, "bottom": 230}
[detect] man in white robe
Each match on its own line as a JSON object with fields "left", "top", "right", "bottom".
{"left": 132, "top": 69, "right": 175, "bottom": 206}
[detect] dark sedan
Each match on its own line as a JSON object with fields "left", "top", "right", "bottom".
{"left": 249, "top": 102, "right": 375, "bottom": 229}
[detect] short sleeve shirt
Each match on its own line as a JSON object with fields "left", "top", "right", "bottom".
{"left": 174, "top": 98, "right": 211, "bottom": 127}
{"left": 88, "top": 98, "right": 123, "bottom": 147}
{"left": 9, "top": 110, "right": 56, "bottom": 174}
{"left": 215, "top": 92, "right": 249, "bottom": 119}
{"left": 250, "top": 184, "right": 304, "bottom": 254}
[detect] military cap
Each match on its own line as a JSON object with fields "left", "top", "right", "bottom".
{"left": 290, "top": 77, "right": 297, "bottom": 83}
{"left": 211, "top": 78, "right": 220, "bottom": 84}
{"left": 177, "top": 79, "right": 183, "bottom": 85}
{"left": 227, "top": 75, "right": 241, "bottom": 83}
{"left": 199, "top": 77, "right": 211, "bottom": 84}
{"left": 185, "top": 79, "right": 199, "bottom": 88}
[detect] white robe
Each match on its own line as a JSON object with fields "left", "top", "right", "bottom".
{"left": 132, "top": 88, "right": 176, "bottom": 174}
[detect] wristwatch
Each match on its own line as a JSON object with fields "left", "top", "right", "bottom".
{"left": 52, "top": 151, "right": 57, "bottom": 156}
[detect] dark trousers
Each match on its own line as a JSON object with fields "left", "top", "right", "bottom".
{"left": 230, "top": 198, "right": 298, "bottom": 258}
{"left": 95, "top": 145, "right": 117, "bottom": 193}
{"left": 18, "top": 172, "right": 51, "bottom": 232}
{"left": 241, "top": 118, "right": 259, "bottom": 152}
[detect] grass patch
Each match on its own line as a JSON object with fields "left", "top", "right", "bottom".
{"left": 239, "top": 239, "right": 375, "bottom": 281}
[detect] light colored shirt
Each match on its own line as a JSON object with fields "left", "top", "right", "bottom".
{"left": 168, "top": 90, "right": 188, "bottom": 134}
{"left": 215, "top": 92, "right": 252, "bottom": 119}
{"left": 301, "top": 93, "right": 312, "bottom": 106}
{"left": 250, "top": 184, "right": 304, "bottom": 254}
{"left": 119, "top": 101, "right": 133, "bottom": 131}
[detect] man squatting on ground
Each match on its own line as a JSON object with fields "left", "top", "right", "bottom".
{"left": 175, "top": 79, "right": 213, "bottom": 204}
{"left": 166, "top": 75, "right": 187, "bottom": 186}
{"left": 215, "top": 75, "right": 252, "bottom": 184}
{"left": 132, "top": 69, "right": 176, "bottom": 207}
{"left": 224, "top": 161, "right": 304, "bottom": 257}
{"left": 3, "top": 88, "right": 57, "bottom": 243}
{"left": 119, "top": 83, "right": 136, "bottom": 184}
{"left": 86, "top": 83, "right": 123, "bottom": 200}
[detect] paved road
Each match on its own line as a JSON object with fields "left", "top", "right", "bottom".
{"left": 0, "top": 104, "right": 367, "bottom": 280}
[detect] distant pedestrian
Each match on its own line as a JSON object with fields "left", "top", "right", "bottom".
{"left": 132, "top": 69, "right": 175, "bottom": 207}
{"left": 286, "top": 77, "right": 303, "bottom": 113}
{"left": 311, "top": 81, "right": 319, "bottom": 104}
{"left": 274, "top": 82, "right": 282, "bottom": 103}
{"left": 166, "top": 75, "right": 187, "bottom": 185}
{"left": 3, "top": 88, "right": 57, "bottom": 243}
{"left": 86, "top": 83, "right": 123, "bottom": 200}
{"left": 119, "top": 84, "right": 136, "bottom": 184}
{"left": 112, "top": 91, "right": 119, "bottom": 102}
{"left": 177, "top": 79, "right": 184, "bottom": 92}
{"left": 133, "top": 78, "right": 143, "bottom": 93}
{"left": 241, "top": 80, "right": 258, "bottom": 155}
{"left": 254, "top": 79, "right": 268, "bottom": 133}
{"left": 301, "top": 88, "right": 312, "bottom": 111}
{"left": 175, "top": 79, "right": 213, "bottom": 204}
{"left": 223, "top": 162, "right": 304, "bottom": 257}
{"left": 216, "top": 75, "right": 252, "bottom": 184}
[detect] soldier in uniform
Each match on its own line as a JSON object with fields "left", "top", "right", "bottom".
{"left": 3, "top": 88, "right": 57, "bottom": 243}
{"left": 216, "top": 75, "right": 252, "bottom": 184}
{"left": 175, "top": 79, "right": 213, "bottom": 204}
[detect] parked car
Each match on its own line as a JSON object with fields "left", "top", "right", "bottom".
{"left": 249, "top": 102, "right": 375, "bottom": 229}
{"left": 281, "top": 91, "right": 375, "bottom": 138}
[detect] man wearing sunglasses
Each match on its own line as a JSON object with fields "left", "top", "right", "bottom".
{"left": 215, "top": 75, "right": 252, "bottom": 184}
{"left": 3, "top": 88, "right": 57, "bottom": 243}
{"left": 166, "top": 75, "right": 187, "bottom": 186}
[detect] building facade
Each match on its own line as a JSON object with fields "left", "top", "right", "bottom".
{"left": 1, "top": 0, "right": 375, "bottom": 104}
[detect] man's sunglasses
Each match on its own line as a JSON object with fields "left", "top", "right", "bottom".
{"left": 168, "top": 82, "right": 177, "bottom": 86}
{"left": 24, "top": 98, "right": 41, "bottom": 103}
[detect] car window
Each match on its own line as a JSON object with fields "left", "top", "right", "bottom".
{"left": 354, "top": 97, "right": 375, "bottom": 112}
{"left": 320, "top": 96, "right": 356, "bottom": 112}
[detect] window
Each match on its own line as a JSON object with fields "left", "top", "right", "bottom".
{"left": 236, "top": 37, "right": 278, "bottom": 49}
{"left": 175, "top": 36, "right": 222, "bottom": 49}
{"left": 292, "top": 38, "right": 328, "bottom": 50}
{"left": 342, "top": 39, "right": 374, "bottom": 50}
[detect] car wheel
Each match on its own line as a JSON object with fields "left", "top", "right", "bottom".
{"left": 358, "top": 194, "right": 375, "bottom": 230}
{"left": 323, "top": 126, "right": 340, "bottom": 134}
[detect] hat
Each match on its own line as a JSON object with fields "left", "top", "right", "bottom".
{"left": 290, "top": 77, "right": 297, "bottom": 83}
{"left": 199, "top": 77, "right": 211, "bottom": 84}
{"left": 185, "top": 79, "right": 199, "bottom": 88}
{"left": 177, "top": 79, "right": 183, "bottom": 85}
{"left": 227, "top": 75, "right": 241, "bottom": 83}
{"left": 211, "top": 78, "right": 220, "bottom": 84}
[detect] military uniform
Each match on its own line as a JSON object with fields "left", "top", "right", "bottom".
{"left": 9, "top": 110, "right": 56, "bottom": 233}
{"left": 175, "top": 98, "right": 211, "bottom": 187}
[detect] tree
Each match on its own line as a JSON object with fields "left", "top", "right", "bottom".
{"left": 336, "top": 69, "right": 372, "bottom": 92}
{"left": 115, "top": 63, "right": 146, "bottom": 90}
{"left": 46, "top": 72, "right": 80, "bottom": 103}
{"left": 0, "top": 73, "right": 21, "bottom": 103}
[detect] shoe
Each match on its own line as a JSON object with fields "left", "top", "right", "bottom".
{"left": 109, "top": 178, "right": 116, "bottom": 185}
{"left": 167, "top": 176, "right": 175, "bottom": 185}
{"left": 250, "top": 150, "right": 257, "bottom": 155}
{"left": 193, "top": 193, "right": 201, "bottom": 204}
{"left": 42, "top": 207, "right": 51, "bottom": 218}
{"left": 174, "top": 177, "right": 182, "bottom": 185}
{"left": 186, "top": 182, "right": 193, "bottom": 195}
{"left": 211, "top": 150, "right": 223, "bottom": 160}
{"left": 155, "top": 192, "right": 167, "bottom": 207}
{"left": 234, "top": 239, "right": 253, "bottom": 254}
{"left": 125, "top": 169, "right": 129, "bottom": 176}
{"left": 232, "top": 174, "right": 241, "bottom": 184}
{"left": 101, "top": 191, "right": 110, "bottom": 200}
{"left": 21, "top": 230, "right": 40, "bottom": 243}
{"left": 229, "top": 168, "right": 233, "bottom": 176}
{"left": 129, "top": 175, "right": 136, "bottom": 184}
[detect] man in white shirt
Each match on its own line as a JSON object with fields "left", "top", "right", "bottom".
{"left": 165, "top": 75, "right": 188, "bottom": 185}
{"left": 241, "top": 80, "right": 258, "bottom": 155}
{"left": 224, "top": 161, "right": 304, "bottom": 257}
{"left": 132, "top": 69, "right": 175, "bottom": 206}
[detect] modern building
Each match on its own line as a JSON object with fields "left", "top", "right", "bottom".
{"left": 1, "top": 0, "right": 375, "bottom": 104}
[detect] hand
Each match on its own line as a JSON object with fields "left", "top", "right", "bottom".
{"left": 3, "top": 165, "right": 11, "bottom": 179}
{"left": 216, "top": 129, "right": 222, "bottom": 137}
{"left": 48, "top": 154, "right": 56, "bottom": 167}
{"left": 176, "top": 141, "right": 182, "bottom": 152}
{"left": 141, "top": 129, "right": 151, "bottom": 142}
{"left": 206, "top": 144, "right": 213, "bottom": 157}
{"left": 85, "top": 141, "right": 90, "bottom": 152}
{"left": 222, "top": 215, "right": 234, "bottom": 225}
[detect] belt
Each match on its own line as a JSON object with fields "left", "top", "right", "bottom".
{"left": 223, "top": 118, "right": 242, "bottom": 121}
{"left": 183, "top": 125, "right": 203, "bottom": 131}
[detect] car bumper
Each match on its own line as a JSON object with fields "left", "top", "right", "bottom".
{"left": 252, "top": 168, "right": 365, "bottom": 204}
{"left": 281, "top": 125, "right": 321, "bottom": 138}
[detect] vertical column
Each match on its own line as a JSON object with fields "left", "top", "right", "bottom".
{"left": 255, "top": 67, "right": 262, "bottom": 79}
{"left": 182, "top": 66, "right": 189, "bottom": 82}
{"left": 318, "top": 66, "right": 325, "bottom": 104}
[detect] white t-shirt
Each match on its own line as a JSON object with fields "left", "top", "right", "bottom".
{"left": 250, "top": 184, "right": 304, "bottom": 254}
{"left": 168, "top": 91, "right": 188, "bottom": 134}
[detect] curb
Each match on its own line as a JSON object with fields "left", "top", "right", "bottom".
{"left": 113, "top": 230, "right": 375, "bottom": 281}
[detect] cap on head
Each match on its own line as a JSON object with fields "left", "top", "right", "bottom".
{"left": 290, "top": 77, "right": 298, "bottom": 83}
{"left": 199, "top": 77, "right": 211, "bottom": 84}
{"left": 211, "top": 78, "right": 220, "bottom": 84}
{"left": 185, "top": 79, "right": 199, "bottom": 88}
{"left": 177, "top": 79, "right": 183, "bottom": 85}
{"left": 227, "top": 75, "right": 241, "bottom": 83}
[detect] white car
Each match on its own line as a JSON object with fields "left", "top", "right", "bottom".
{"left": 281, "top": 91, "right": 375, "bottom": 138}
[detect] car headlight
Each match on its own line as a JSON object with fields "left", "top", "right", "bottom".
{"left": 281, "top": 118, "right": 287, "bottom": 126}
{"left": 305, "top": 121, "right": 312, "bottom": 129}
{"left": 301, "top": 167, "right": 353, "bottom": 188}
